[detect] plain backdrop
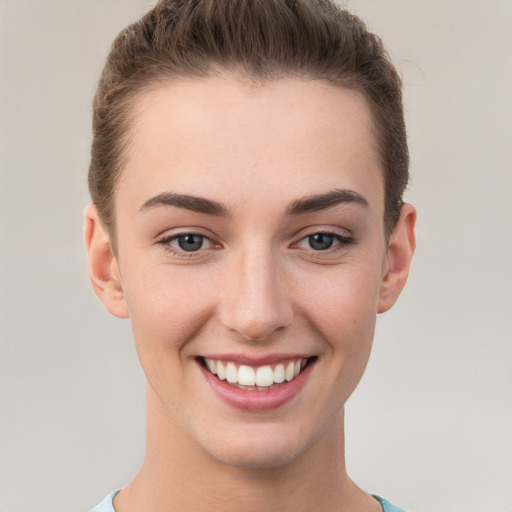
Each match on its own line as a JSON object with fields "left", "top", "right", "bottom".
{"left": 1, "top": 1, "right": 511, "bottom": 511}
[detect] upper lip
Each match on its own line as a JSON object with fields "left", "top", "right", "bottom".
{"left": 198, "top": 353, "right": 315, "bottom": 366}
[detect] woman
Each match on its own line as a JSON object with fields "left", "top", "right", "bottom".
{"left": 85, "top": 1, "right": 416, "bottom": 511}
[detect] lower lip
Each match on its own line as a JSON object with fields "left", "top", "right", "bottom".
{"left": 199, "top": 360, "right": 315, "bottom": 411}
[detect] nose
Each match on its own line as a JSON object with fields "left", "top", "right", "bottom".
{"left": 219, "top": 245, "right": 294, "bottom": 342}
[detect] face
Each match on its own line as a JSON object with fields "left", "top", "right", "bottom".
{"left": 87, "top": 76, "right": 414, "bottom": 469}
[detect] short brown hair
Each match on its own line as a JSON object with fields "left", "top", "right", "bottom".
{"left": 89, "top": 0, "right": 409, "bottom": 240}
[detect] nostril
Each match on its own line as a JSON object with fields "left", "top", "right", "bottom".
{"left": 224, "top": 312, "right": 294, "bottom": 342}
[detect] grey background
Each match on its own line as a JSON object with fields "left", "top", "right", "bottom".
{"left": 1, "top": 1, "right": 511, "bottom": 511}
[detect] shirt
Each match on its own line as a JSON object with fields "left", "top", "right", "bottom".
{"left": 89, "top": 490, "right": 408, "bottom": 511}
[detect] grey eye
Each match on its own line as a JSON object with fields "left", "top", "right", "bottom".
{"left": 177, "top": 234, "right": 204, "bottom": 251}
{"left": 308, "top": 233, "right": 334, "bottom": 250}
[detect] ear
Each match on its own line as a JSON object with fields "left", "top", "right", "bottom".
{"left": 377, "top": 203, "right": 416, "bottom": 313}
{"left": 83, "top": 204, "right": 129, "bottom": 318}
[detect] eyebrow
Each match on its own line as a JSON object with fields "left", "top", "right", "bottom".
{"left": 140, "top": 192, "right": 230, "bottom": 216}
{"left": 285, "top": 189, "right": 369, "bottom": 215}
{"left": 139, "top": 188, "right": 369, "bottom": 217}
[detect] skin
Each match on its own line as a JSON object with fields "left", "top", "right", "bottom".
{"left": 84, "top": 76, "right": 416, "bottom": 512}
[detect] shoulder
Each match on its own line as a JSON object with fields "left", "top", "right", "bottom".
{"left": 373, "top": 495, "right": 409, "bottom": 512}
{"left": 88, "top": 491, "right": 119, "bottom": 512}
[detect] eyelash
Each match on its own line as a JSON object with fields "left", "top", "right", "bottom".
{"left": 294, "top": 231, "right": 353, "bottom": 253}
{"left": 155, "top": 230, "right": 354, "bottom": 258}
{"left": 155, "top": 232, "right": 217, "bottom": 259}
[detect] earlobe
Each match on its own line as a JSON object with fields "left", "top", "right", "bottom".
{"left": 377, "top": 203, "right": 416, "bottom": 314}
{"left": 83, "top": 204, "right": 130, "bottom": 319}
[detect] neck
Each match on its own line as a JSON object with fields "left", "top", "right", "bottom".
{"left": 115, "top": 385, "right": 379, "bottom": 512}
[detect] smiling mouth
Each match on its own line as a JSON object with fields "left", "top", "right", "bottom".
{"left": 198, "top": 356, "right": 317, "bottom": 391}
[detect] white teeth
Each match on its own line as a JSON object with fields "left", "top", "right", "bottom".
{"left": 285, "top": 362, "right": 295, "bottom": 381}
{"left": 238, "top": 365, "right": 256, "bottom": 386}
{"left": 255, "top": 365, "right": 274, "bottom": 387}
{"left": 203, "top": 357, "right": 310, "bottom": 388}
{"left": 273, "top": 364, "right": 285, "bottom": 383}
{"left": 226, "top": 362, "right": 238, "bottom": 383}
{"left": 216, "top": 361, "right": 226, "bottom": 380}
{"left": 206, "top": 359, "right": 217, "bottom": 374}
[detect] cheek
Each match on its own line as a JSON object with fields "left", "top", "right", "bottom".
{"left": 303, "top": 264, "right": 380, "bottom": 334}
{"left": 122, "top": 263, "right": 216, "bottom": 361}
{"left": 296, "top": 262, "right": 381, "bottom": 385}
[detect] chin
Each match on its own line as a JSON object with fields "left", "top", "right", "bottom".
{"left": 197, "top": 423, "right": 314, "bottom": 470}
{"left": 209, "top": 443, "right": 304, "bottom": 470}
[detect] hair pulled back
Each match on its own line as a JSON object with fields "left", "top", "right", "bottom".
{"left": 89, "top": 0, "right": 409, "bottom": 239}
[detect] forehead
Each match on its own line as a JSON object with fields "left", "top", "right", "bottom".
{"left": 118, "top": 76, "right": 384, "bottom": 216}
